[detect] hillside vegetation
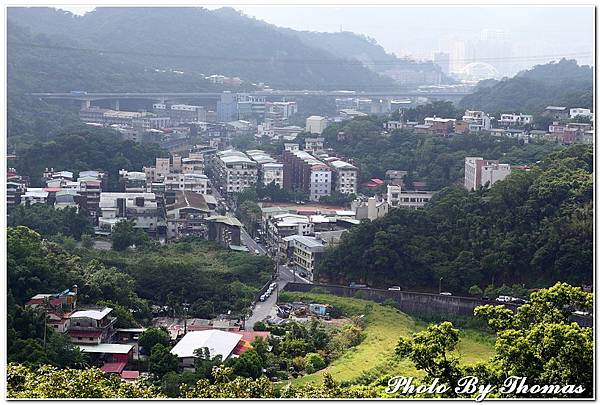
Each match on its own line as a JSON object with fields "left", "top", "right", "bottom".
{"left": 318, "top": 145, "right": 593, "bottom": 293}
{"left": 459, "top": 59, "right": 592, "bottom": 113}
{"left": 278, "top": 291, "right": 495, "bottom": 386}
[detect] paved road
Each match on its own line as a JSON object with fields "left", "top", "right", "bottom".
{"left": 245, "top": 264, "right": 311, "bottom": 330}
{"left": 240, "top": 227, "right": 267, "bottom": 255}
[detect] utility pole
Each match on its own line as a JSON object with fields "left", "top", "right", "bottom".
{"left": 439, "top": 277, "right": 443, "bottom": 294}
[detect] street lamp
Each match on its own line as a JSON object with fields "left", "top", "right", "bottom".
{"left": 439, "top": 277, "right": 443, "bottom": 294}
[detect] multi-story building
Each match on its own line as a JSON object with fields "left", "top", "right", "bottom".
{"left": 98, "top": 192, "right": 160, "bottom": 234}
{"left": 284, "top": 143, "right": 300, "bottom": 152}
{"left": 217, "top": 92, "right": 239, "bottom": 122}
{"left": 68, "top": 307, "right": 117, "bottom": 345}
{"left": 328, "top": 160, "right": 358, "bottom": 195}
{"left": 283, "top": 150, "right": 332, "bottom": 202}
{"left": 207, "top": 215, "right": 243, "bottom": 247}
{"left": 464, "top": 157, "right": 512, "bottom": 190}
{"left": 267, "top": 101, "right": 298, "bottom": 120}
{"left": 304, "top": 137, "right": 324, "bottom": 153}
{"left": 153, "top": 103, "right": 207, "bottom": 124}
{"left": 213, "top": 150, "right": 258, "bottom": 194}
{"left": 282, "top": 235, "right": 326, "bottom": 279}
{"left": 164, "top": 173, "right": 211, "bottom": 195}
{"left": 461, "top": 110, "right": 491, "bottom": 132}
{"left": 386, "top": 185, "right": 433, "bottom": 209}
{"left": 262, "top": 163, "right": 284, "bottom": 188}
{"left": 182, "top": 153, "right": 205, "bottom": 174}
{"left": 570, "top": 108, "right": 592, "bottom": 119}
{"left": 433, "top": 52, "right": 450, "bottom": 75}
{"left": 498, "top": 113, "right": 533, "bottom": 127}
{"left": 119, "top": 171, "right": 147, "bottom": 192}
{"left": 266, "top": 214, "right": 314, "bottom": 256}
{"left": 26, "top": 285, "right": 78, "bottom": 334}
{"left": 165, "top": 190, "right": 212, "bottom": 240}
{"left": 7, "top": 168, "right": 29, "bottom": 208}
{"left": 306, "top": 116, "right": 328, "bottom": 134}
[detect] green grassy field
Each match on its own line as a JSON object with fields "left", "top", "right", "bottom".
{"left": 278, "top": 291, "right": 495, "bottom": 386}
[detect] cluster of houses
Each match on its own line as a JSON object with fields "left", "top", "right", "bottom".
{"left": 384, "top": 106, "right": 594, "bottom": 145}
{"left": 25, "top": 285, "right": 271, "bottom": 378}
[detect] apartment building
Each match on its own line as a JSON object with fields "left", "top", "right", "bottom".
{"left": 164, "top": 173, "right": 211, "bottom": 195}
{"left": 464, "top": 157, "right": 512, "bottom": 190}
{"left": 304, "top": 137, "right": 325, "bottom": 153}
{"left": 153, "top": 103, "right": 207, "bottom": 124}
{"left": 498, "top": 113, "right": 533, "bottom": 127}
{"left": 282, "top": 235, "right": 326, "bottom": 279}
{"left": 386, "top": 185, "right": 433, "bottom": 209}
{"left": 282, "top": 150, "right": 332, "bottom": 202}
{"left": 165, "top": 191, "right": 212, "bottom": 240}
{"left": 7, "top": 168, "right": 29, "bottom": 208}
{"left": 352, "top": 197, "right": 390, "bottom": 220}
{"left": 306, "top": 116, "right": 328, "bottom": 134}
{"left": 462, "top": 110, "right": 491, "bottom": 132}
{"left": 266, "top": 213, "right": 314, "bottom": 256}
{"left": 214, "top": 150, "right": 258, "bottom": 194}
{"left": 328, "top": 160, "right": 358, "bottom": 195}
{"left": 182, "top": 153, "right": 205, "bottom": 174}
{"left": 262, "top": 163, "right": 284, "bottom": 188}
{"left": 98, "top": 192, "right": 161, "bottom": 234}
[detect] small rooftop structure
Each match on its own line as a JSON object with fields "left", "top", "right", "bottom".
{"left": 70, "top": 307, "right": 112, "bottom": 320}
{"left": 77, "top": 343, "right": 134, "bottom": 354}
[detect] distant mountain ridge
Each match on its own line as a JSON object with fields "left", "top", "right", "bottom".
{"left": 8, "top": 6, "right": 397, "bottom": 91}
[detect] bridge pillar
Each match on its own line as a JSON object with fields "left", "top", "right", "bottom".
{"left": 111, "top": 99, "right": 120, "bottom": 111}
{"left": 81, "top": 99, "right": 91, "bottom": 110}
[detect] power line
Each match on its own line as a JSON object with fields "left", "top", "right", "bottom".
{"left": 7, "top": 40, "right": 592, "bottom": 65}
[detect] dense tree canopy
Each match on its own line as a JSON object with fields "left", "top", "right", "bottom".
{"left": 8, "top": 205, "right": 93, "bottom": 239}
{"left": 318, "top": 145, "right": 592, "bottom": 293}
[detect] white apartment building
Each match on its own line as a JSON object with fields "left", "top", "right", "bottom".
{"left": 262, "top": 163, "right": 284, "bottom": 188}
{"left": 270, "top": 101, "right": 298, "bottom": 119}
{"left": 499, "top": 113, "right": 533, "bottom": 127}
{"left": 328, "top": 160, "right": 358, "bottom": 195}
{"left": 464, "top": 157, "right": 511, "bottom": 190}
{"left": 386, "top": 185, "right": 433, "bottom": 209}
{"left": 462, "top": 110, "right": 491, "bottom": 132}
{"left": 304, "top": 137, "right": 325, "bottom": 153}
{"left": 306, "top": 116, "right": 328, "bottom": 134}
{"left": 164, "top": 173, "right": 211, "bottom": 195}
{"left": 282, "top": 235, "right": 326, "bottom": 278}
{"left": 570, "top": 108, "right": 592, "bottom": 119}
{"left": 214, "top": 150, "right": 258, "bottom": 194}
{"left": 98, "top": 192, "right": 160, "bottom": 233}
{"left": 309, "top": 165, "right": 332, "bottom": 202}
{"left": 118, "top": 170, "right": 147, "bottom": 192}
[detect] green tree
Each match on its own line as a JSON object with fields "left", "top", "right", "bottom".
{"left": 111, "top": 220, "right": 149, "bottom": 251}
{"left": 468, "top": 285, "right": 483, "bottom": 298}
{"left": 149, "top": 343, "right": 179, "bottom": 379}
{"left": 139, "top": 327, "right": 170, "bottom": 353}
{"left": 80, "top": 233, "right": 94, "bottom": 249}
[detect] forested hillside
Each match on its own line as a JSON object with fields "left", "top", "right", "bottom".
{"left": 318, "top": 145, "right": 593, "bottom": 292}
{"left": 12, "top": 127, "right": 167, "bottom": 189}
{"left": 459, "top": 59, "right": 593, "bottom": 113}
{"left": 8, "top": 7, "right": 392, "bottom": 90}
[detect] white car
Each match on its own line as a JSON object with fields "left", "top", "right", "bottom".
{"left": 439, "top": 292, "right": 452, "bottom": 296}
{"left": 388, "top": 286, "right": 402, "bottom": 291}
{"left": 496, "top": 295, "right": 512, "bottom": 302}
{"left": 259, "top": 294, "right": 266, "bottom": 302}
{"left": 270, "top": 283, "right": 277, "bottom": 289}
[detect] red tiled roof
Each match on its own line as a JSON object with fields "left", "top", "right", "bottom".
{"left": 120, "top": 371, "right": 140, "bottom": 380}
{"left": 101, "top": 361, "right": 127, "bottom": 374}
{"left": 232, "top": 331, "right": 271, "bottom": 355}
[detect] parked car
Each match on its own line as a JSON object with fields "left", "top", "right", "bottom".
{"left": 388, "top": 286, "right": 402, "bottom": 291}
{"left": 259, "top": 294, "right": 266, "bottom": 302}
{"left": 299, "top": 271, "right": 308, "bottom": 278}
{"left": 439, "top": 292, "right": 452, "bottom": 296}
{"left": 269, "top": 283, "right": 277, "bottom": 289}
{"left": 572, "top": 310, "right": 590, "bottom": 316}
{"left": 496, "top": 295, "right": 512, "bottom": 302}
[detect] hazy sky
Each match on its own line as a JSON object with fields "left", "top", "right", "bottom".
{"left": 59, "top": 6, "right": 594, "bottom": 72}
